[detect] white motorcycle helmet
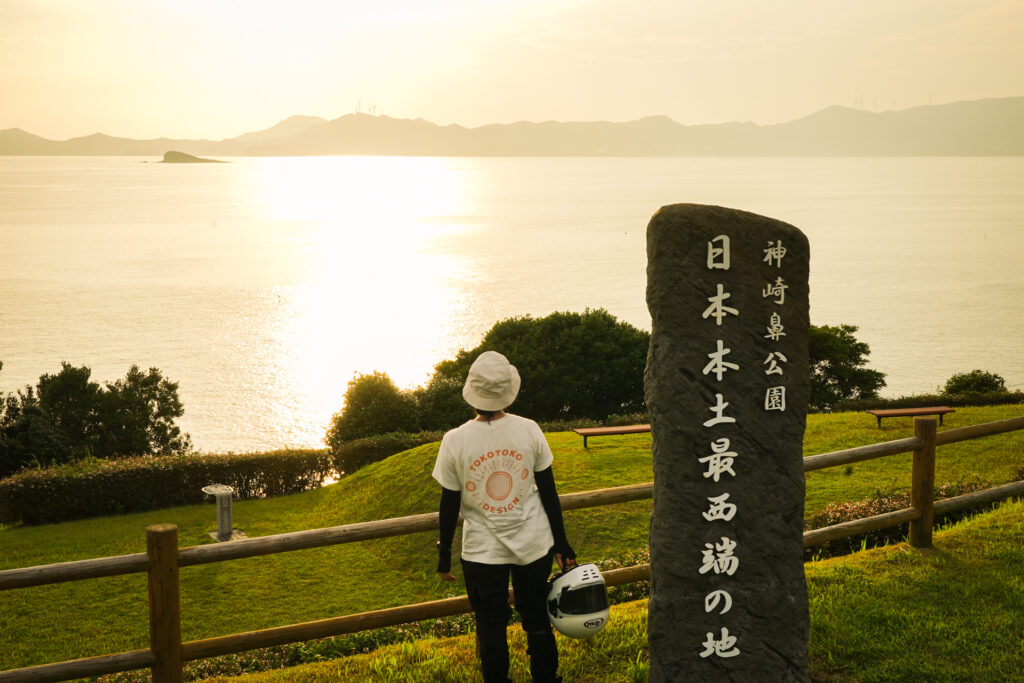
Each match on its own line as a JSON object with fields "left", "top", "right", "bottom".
{"left": 546, "top": 563, "right": 610, "bottom": 639}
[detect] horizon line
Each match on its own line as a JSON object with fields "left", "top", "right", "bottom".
{"left": 4, "top": 94, "right": 1022, "bottom": 144}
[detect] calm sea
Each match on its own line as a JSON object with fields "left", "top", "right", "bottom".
{"left": 1, "top": 156, "right": 1022, "bottom": 452}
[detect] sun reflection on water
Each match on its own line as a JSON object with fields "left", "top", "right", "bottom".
{"left": 246, "top": 156, "right": 477, "bottom": 444}
{"left": 5, "top": 156, "right": 1024, "bottom": 453}
{"left": 254, "top": 155, "right": 470, "bottom": 226}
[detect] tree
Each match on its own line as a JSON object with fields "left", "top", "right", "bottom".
{"left": 428, "top": 309, "right": 649, "bottom": 423}
{"left": 95, "top": 365, "right": 192, "bottom": 457}
{"left": 808, "top": 324, "right": 886, "bottom": 410}
{"left": 942, "top": 369, "right": 1006, "bottom": 395}
{"left": 0, "top": 382, "right": 74, "bottom": 478}
{"left": 37, "top": 362, "right": 101, "bottom": 455}
{"left": 1, "top": 362, "right": 191, "bottom": 477}
{"left": 412, "top": 373, "right": 469, "bottom": 432}
{"left": 322, "top": 309, "right": 651, "bottom": 444}
{"left": 326, "top": 371, "right": 419, "bottom": 447}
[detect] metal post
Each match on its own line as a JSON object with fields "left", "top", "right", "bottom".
{"left": 203, "top": 484, "right": 235, "bottom": 541}
{"left": 909, "top": 418, "right": 937, "bottom": 548}
{"left": 216, "top": 493, "right": 232, "bottom": 541}
{"left": 147, "top": 523, "right": 182, "bottom": 683}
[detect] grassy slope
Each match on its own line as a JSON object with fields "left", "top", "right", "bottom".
{"left": 802, "top": 404, "right": 1024, "bottom": 514}
{"left": 208, "top": 499, "right": 1024, "bottom": 682}
{"left": 0, "top": 405, "right": 1021, "bottom": 673}
{"left": 806, "top": 500, "right": 1024, "bottom": 682}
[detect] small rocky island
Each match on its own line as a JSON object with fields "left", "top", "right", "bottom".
{"left": 159, "top": 150, "right": 226, "bottom": 163}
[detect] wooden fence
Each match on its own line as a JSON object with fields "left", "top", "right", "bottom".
{"left": 1, "top": 415, "right": 1022, "bottom": 682}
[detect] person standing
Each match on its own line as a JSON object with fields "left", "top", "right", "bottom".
{"left": 433, "top": 351, "right": 576, "bottom": 683}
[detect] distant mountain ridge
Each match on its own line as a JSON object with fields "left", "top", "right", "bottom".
{"left": 2, "top": 97, "right": 1022, "bottom": 157}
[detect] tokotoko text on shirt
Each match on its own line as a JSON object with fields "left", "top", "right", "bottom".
{"left": 432, "top": 414, "right": 555, "bottom": 565}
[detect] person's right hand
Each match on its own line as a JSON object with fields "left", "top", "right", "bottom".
{"left": 554, "top": 553, "right": 577, "bottom": 572}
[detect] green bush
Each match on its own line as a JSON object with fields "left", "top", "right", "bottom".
{"left": 809, "top": 324, "right": 886, "bottom": 411}
{"left": 0, "top": 362, "right": 191, "bottom": 478}
{"left": 804, "top": 479, "right": 996, "bottom": 560}
{"left": 330, "top": 432, "right": 443, "bottom": 476}
{"left": 836, "top": 391, "right": 1024, "bottom": 412}
{"left": 428, "top": 309, "right": 649, "bottom": 423}
{"left": 0, "top": 400, "right": 73, "bottom": 477}
{"left": 411, "top": 374, "right": 468, "bottom": 432}
{"left": 942, "top": 369, "right": 1007, "bottom": 395}
{"left": 325, "top": 313, "right": 896, "bottom": 438}
{"left": 323, "top": 309, "right": 650, "bottom": 445}
{"left": 0, "top": 449, "right": 332, "bottom": 526}
{"left": 326, "top": 372, "right": 419, "bottom": 446}
{"left": 536, "top": 412, "right": 649, "bottom": 433}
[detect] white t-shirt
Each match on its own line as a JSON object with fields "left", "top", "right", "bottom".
{"left": 432, "top": 413, "right": 555, "bottom": 565}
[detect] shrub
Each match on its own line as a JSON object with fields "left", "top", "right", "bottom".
{"left": 411, "top": 374, "right": 468, "bottom": 432}
{"left": 35, "top": 363, "right": 99, "bottom": 453}
{"left": 0, "top": 362, "right": 191, "bottom": 478}
{"left": 804, "top": 478, "right": 995, "bottom": 560}
{"left": 942, "top": 369, "right": 1007, "bottom": 395}
{"left": 94, "top": 365, "right": 192, "bottom": 457}
{"left": 429, "top": 309, "right": 649, "bottom": 423}
{"left": 323, "top": 310, "right": 650, "bottom": 444}
{"left": 594, "top": 548, "right": 652, "bottom": 604}
{"left": 0, "top": 400, "right": 73, "bottom": 478}
{"left": 326, "top": 372, "right": 419, "bottom": 445}
{"left": 330, "top": 431, "right": 443, "bottom": 476}
{"left": 536, "top": 412, "right": 649, "bottom": 434}
{"left": 835, "top": 391, "right": 1024, "bottom": 412}
{"left": 808, "top": 324, "right": 886, "bottom": 411}
{"left": 0, "top": 449, "right": 332, "bottom": 526}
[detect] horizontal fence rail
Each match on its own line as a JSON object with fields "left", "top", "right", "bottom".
{"left": 0, "top": 552, "right": 150, "bottom": 591}
{"left": 933, "top": 479, "right": 1024, "bottom": 516}
{"left": 179, "top": 564, "right": 654, "bottom": 663}
{"left": 1, "top": 416, "right": 1021, "bottom": 682}
{"left": 802, "top": 436, "right": 922, "bottom": 472}
{"left": 0, "top": 649, "right": 156, "bottom": 683}
{"left": 802, "top": 507, "right": 921, "bottom": 548}
{"left": 935, "top": 415, "right": 1024, "bottom": 445}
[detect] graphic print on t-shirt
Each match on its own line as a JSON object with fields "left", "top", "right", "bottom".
{"left": 464, "top": 447, "right": 533, "bottom": 515}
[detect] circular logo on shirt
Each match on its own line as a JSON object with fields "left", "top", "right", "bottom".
{"left": 485, "top": 471, "right": 513, "bottom": 500}
{"left": 465, "top": 449, "right": 532, "bottom": 514}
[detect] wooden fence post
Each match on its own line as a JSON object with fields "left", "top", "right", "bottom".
{"left": 909, "top": 418, "right": 937, "bottom": 548}
{"left": 147, "top": 524, "right": 183, "bottom": 683}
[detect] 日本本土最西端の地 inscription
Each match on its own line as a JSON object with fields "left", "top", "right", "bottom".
{"left": 645, "top": 204, "right": 811, "bottom": 682}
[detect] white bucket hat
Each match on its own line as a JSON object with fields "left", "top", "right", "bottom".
{"left": 463, "top": 351, "right": 521, "bottom": 411}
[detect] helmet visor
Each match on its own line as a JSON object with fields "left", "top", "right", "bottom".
{"left": 558, "top": 585, "right": 609, "bottom": 615}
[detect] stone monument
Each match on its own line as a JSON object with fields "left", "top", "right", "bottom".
{"left": 645, "top": 204, "right": 810, "bottom": 681}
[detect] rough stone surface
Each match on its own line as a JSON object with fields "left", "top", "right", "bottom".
{"left": 645, "top": 204, "right": 810, "bottom": 682}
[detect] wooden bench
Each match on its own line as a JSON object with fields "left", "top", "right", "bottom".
{"left": 865, "top": 407, "right": 955, "bottom": 428}
{"left": 573, "top": 424, "right": 651, "bottom": 448}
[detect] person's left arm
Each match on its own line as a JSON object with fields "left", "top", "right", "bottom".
{"left": 535, "top": 466, "right": 576, "bottom": 571}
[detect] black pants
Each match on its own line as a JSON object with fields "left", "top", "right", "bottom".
{"left": 462, "top": 552, "right": 560, "bottom": 683}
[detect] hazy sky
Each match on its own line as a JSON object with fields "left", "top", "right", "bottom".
{"left": 2, "top": 0, "right": 1022, "bottom": 140}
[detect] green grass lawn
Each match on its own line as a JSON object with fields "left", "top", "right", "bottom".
{"left": 206, "top": 499, "right": 1024, "bottom": 683}
{"left": 0, "top": 405, "right": 1021, "bottom": 677}
{"left": 802, "top": 404, "right": 1024, "bottom": 515}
